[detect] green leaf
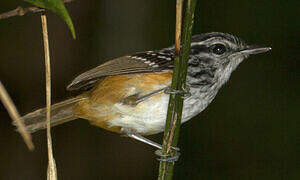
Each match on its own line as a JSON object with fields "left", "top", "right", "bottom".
{"left": 24, "top": 0, "right": 76, "bottom": 39}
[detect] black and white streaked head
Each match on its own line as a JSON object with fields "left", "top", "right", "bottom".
{"left": 162, "top": 32, "right": 271, "bottom": 90}
{"left": 164, "top": 32, "right": 271, "bottom": 121}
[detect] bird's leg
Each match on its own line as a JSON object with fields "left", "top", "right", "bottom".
{"left": 125, "top": 132, "right": 163, "bottom": 149}
{"left": 135, "top": 87, "right": 168, "bottom": 104}
{"left": 122, "top": 128, "right": 180, "bottom": 162}
{"left": 121, "top": 87, "right": 167, "bottom": 106}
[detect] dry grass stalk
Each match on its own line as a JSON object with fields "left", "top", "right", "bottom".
{"left": 41, "top": 13, "right": 57, "bottom": 180}
{"left": 0, "top": 81, "right": 34, "bottom": 150}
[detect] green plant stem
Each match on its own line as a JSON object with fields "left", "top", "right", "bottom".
{"left": 158, "top": 0, "right": 198, "bottom": 179}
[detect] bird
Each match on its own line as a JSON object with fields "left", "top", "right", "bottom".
{"left": 20, "top": 32, "right": 271, "bottom": 151}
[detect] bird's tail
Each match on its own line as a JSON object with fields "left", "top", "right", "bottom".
{"left": 18, "top": 97, "right": 84, "bottom": 133}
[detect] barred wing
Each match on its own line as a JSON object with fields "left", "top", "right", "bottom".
{"left": 67, "top": 50, "right": 174, "bottom": 91}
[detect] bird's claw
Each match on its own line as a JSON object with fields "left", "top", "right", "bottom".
{"left": 155, "top": 147, "right": 181, "bottom": 162}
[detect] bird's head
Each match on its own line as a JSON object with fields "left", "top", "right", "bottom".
{"left": 186, "top": 32, "right": 271, "bottom": 87}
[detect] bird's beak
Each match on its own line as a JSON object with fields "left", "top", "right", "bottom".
{"left": 239, "top": 45, "right": 271, "bottom": 55}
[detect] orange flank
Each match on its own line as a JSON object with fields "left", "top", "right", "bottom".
{"left": 73, "top": 72, "right": 172, "bottom": 133}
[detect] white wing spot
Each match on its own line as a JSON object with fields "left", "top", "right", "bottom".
{"left": 129, "top": 56, "right": 147, "bottom": 61}
{"left": 146, "top": 51, "right": 154, "bottom": 55}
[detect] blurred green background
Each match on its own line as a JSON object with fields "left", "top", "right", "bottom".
{"left": 0, "top": 0, "right": 298, "bottom": 179}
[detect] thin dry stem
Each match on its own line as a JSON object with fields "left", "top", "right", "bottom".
{"left": 0, "top": 0, "right": 74, "bottom": 20}
{"left": 0, "top": 81, "right": 34, "bottom": 150}
{"left": 166, "top": 112, "right": 178, "bottom": 154}
{"left": 175, "top": 0, "right": 183, "bottom": 55}
{"left": 41, "top": 13, "right": 57, "bottom": 180}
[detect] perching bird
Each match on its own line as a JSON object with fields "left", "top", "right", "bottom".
{"left": 21, "top": 32, "right": 271, "bottom": 150}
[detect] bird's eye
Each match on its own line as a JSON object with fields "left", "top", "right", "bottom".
{"left": 212, "top": 44, "right": 226, "bottom": 55}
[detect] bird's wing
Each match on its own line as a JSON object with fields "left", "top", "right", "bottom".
{"left": 67, "top": 51, "right": 174, "bottom": 91}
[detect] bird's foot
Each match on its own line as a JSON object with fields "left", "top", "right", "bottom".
{"left": 122, "top": 128, "right": 181, "bottom": 162}
{"left": 155, "top": 148, "right": 181, "bottom": 162}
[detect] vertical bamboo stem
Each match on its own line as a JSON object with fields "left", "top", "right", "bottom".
{"left": 158, "top": 0, "right": 198, "bottom": 179}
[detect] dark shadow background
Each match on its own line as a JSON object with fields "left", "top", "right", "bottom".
{"left": 0, "top": 0, "right": 298, "bottom": 179}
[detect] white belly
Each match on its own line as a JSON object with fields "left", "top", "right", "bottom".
{"left": 107, "top": 87, "right": 215, "bottom": 135}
